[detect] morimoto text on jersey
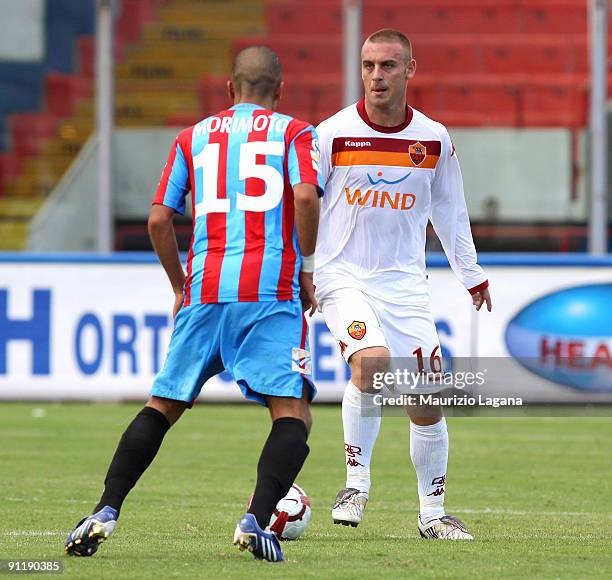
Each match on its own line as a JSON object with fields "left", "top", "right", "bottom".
{"left": 153, "top": 103, "right": 324, "bottom": 305}
{"left": 314, "top": 99, "right": 488, "bottom": 307}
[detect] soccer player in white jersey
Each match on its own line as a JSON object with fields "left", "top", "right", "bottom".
{"left": 315, "top": 29, "right": 492, "bottom": 540}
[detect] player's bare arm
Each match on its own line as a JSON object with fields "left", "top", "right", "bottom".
{"left": 294, "top": 182, "right": 320, "bottom": 316}
{"left": 148, "top": 204, "right": 185, "bottom": 317}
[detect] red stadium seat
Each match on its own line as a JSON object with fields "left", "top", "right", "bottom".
{"left": 233, "top": 37, "right": 342, "bottom": 75}
{"left": 199, "top": 76, "right": 232, "bottom": 117}
{"left": 266, "top": 0, "right": 342, "bottom": 35}
{"left": 116, "top": 0, "right": 159, "bottom": 44}
{"left": 365, "top": 1, "right": 524, "bottom": 36}
{"left": 411, "top": 77, "right": 519, "bottom": 126}
{"left": 10, "top": 113, "right": 57, "bottom": 155}
{"left": 518, "top": 76, "right": 588, "bottom": 127}
{"left": 364, "top": 0, "right": 601, "bottom": 36}
{"left": 521, "top": 1, "right": 589, "bottom": 35}
{"left": 45, "top": 74, "right": 93, "bottom": 117}
{"left": 411, "top": 36, "right": 483, "bottom": 75}
{"left": 277, "top": 75, "right": 342, "bottom": 124}
{"left": 481, "top": 35, "right": 587, "bottom": 75}
{"left": 0, "top": 152, "right": 22, "bottom": 196}
{"left": 77, "top": 37, "right": 95, "bottom": 78}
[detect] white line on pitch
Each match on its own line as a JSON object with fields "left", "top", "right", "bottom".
{"left": 5, "top": 530, "right": 64, "bottom": 536}
{"left": 454, "top": 508, "right": 611, "bottom": 517}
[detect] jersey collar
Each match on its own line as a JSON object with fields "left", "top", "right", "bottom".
{"left": 230, "top": 103, "right": 266, "bottom": 111}
{"left": 356, "top": 98, "right": 413, "bottom": 133}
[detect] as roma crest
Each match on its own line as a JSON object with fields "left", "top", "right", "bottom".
{"left": 409, "top": 142, "right": 426, "bottom": 166}
{"left": 347, "top": 321, "right": 367, "bottom": 340}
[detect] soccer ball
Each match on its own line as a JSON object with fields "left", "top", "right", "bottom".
{"left": 269, "top": 483, "right": 311, "bottom": 540}
{"left": 247, "top": 484, "right": 311, "bottom": 540}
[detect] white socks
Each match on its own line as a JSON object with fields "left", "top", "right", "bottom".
{"left": 342, "top": 381, "right": 381, "bottom": 494}
{"left": 341, "top": 381, "right": 449, "bottom": 517}
{"left": 410, "top": 418, "right": 448, "bottom": 522}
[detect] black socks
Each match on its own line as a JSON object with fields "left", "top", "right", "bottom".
{"left": 93, "top": 408, "right": 309, "bottom": 530}
{"left": 94, "top": 406, "right": 171, "bottom": 514}
{"left": 248, "top": 417, "right": 310, "bottom": 529}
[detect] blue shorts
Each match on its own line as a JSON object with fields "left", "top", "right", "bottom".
{"left": 151, "top": 299, "right": 315, "bottom": 406}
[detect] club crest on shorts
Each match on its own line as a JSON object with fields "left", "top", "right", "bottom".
{"left": 292, "top": 347, "right": 312, "bottom": 375}
{"left": 347, "top": 321, "right": 366, "bottom": 340}
{"left": 409, "top": 142, "right": 426, "bottom": 166}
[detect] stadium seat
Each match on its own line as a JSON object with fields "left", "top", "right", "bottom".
{"left": 266, "top": 0, "right": 342, "bottom": 35}
{"left": 0, "top": 218, "right": 29, "bottom": 249}
{"left": 518, "top": 77, "right": 588, "bottom": 127}
{"left": 411, "top": 77, "right": 519, "bottom": 126}
{"left": 521, "top": 1, "right": 589, "bottom": 35}
{"left": 0, "top": 153, "right": 22, "bottom": 196}
{"left": 233, "top": 37, "right": 342, "bottom": 75}
{"left": 0, "top": 196, "right": 44, "bottom": 218}
{"left": 45, "top": 74, "right": 93, "bottom": 118}
{"left": 364, "top": 0, "right": 525, "bottom": 36}
{"left": 10, "top": 113, "right": 57, "bottom": 156}
{"left": 199, "top": 76, "right": 232, "bottom": 116}
{"left": 278, "top": 76, "right": 342, "bottom": 124}
{"left": 116, "top": 0, "right": 161, "bottom": 44}
{"left": 481, "top": 35, "right": 587, "bottom": 75}
{"left": 361, "top": 0, "right": 610, "bottom": 36}
{"left": 411, "top": 36, "right": 483, "bottom": 75}
{"left": 77, "top": 37, "right": 95, "bottom": 78}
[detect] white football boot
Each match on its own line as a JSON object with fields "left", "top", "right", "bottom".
{"left": 331, "top": 487, "right": 368, "bottom": 527}
{"left": 418, "top": 514, "right": 474, "bottom": 540}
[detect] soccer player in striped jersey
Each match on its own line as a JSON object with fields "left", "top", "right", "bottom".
{"left": 315, "top": 29, "right": 492, "bottom": 540}
{"left": 65, "top": 46, "right": 323, "bottom": 563}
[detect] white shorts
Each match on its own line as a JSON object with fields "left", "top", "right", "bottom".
{"left": 319, "top": 287, "right": 442, "bottom": 378}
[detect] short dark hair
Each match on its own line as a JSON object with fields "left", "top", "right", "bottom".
{"left": 364, "top": 29, "right": 412, "bottom": 60}
{"left": 231, "top": 46, "right": 282, "bottom": 98}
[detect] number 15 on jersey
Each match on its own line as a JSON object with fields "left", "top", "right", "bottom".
{"left": 194, "top": 141, "right": 285, "bottom": 218}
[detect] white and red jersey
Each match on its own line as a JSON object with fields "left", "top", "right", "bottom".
{"left": 314, "top": 99, "right": 488, "bottom": 306}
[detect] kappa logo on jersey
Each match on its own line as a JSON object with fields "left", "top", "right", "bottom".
{"left": 409, "top": 142, "right": 427, "bottom": 166}
{"left": 291, "top": 347, "right": 312, "bottom": 375}
{"left": 347, "top": 321, "right": 367, "bottom": 340}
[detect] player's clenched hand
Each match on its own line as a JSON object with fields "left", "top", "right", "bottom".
{"left": 299, "top": 271, "right": 317, "bottom": 317}
{"left": 172, "top": 290, "right": 184, "bottom": 318}
{"left": 472, "top": 287, "right": 492, "bottom": 312}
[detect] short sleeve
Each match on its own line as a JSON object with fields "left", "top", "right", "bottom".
{"left": 152, "top": 137, "right": 190, "bottom": 215}
{"left": 286, "top": 124, "right": 325, "bottom": 196}
{"left": 314, "top": 119, "right": 333, "bottom": 186}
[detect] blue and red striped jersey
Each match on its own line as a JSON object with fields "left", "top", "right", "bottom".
{"left": 153, "top": 103, "right": 324, "bottom": 305}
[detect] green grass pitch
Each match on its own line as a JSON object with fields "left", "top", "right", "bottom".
{"left": 1, "top": 403, "right": 610, "bottom": 579}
